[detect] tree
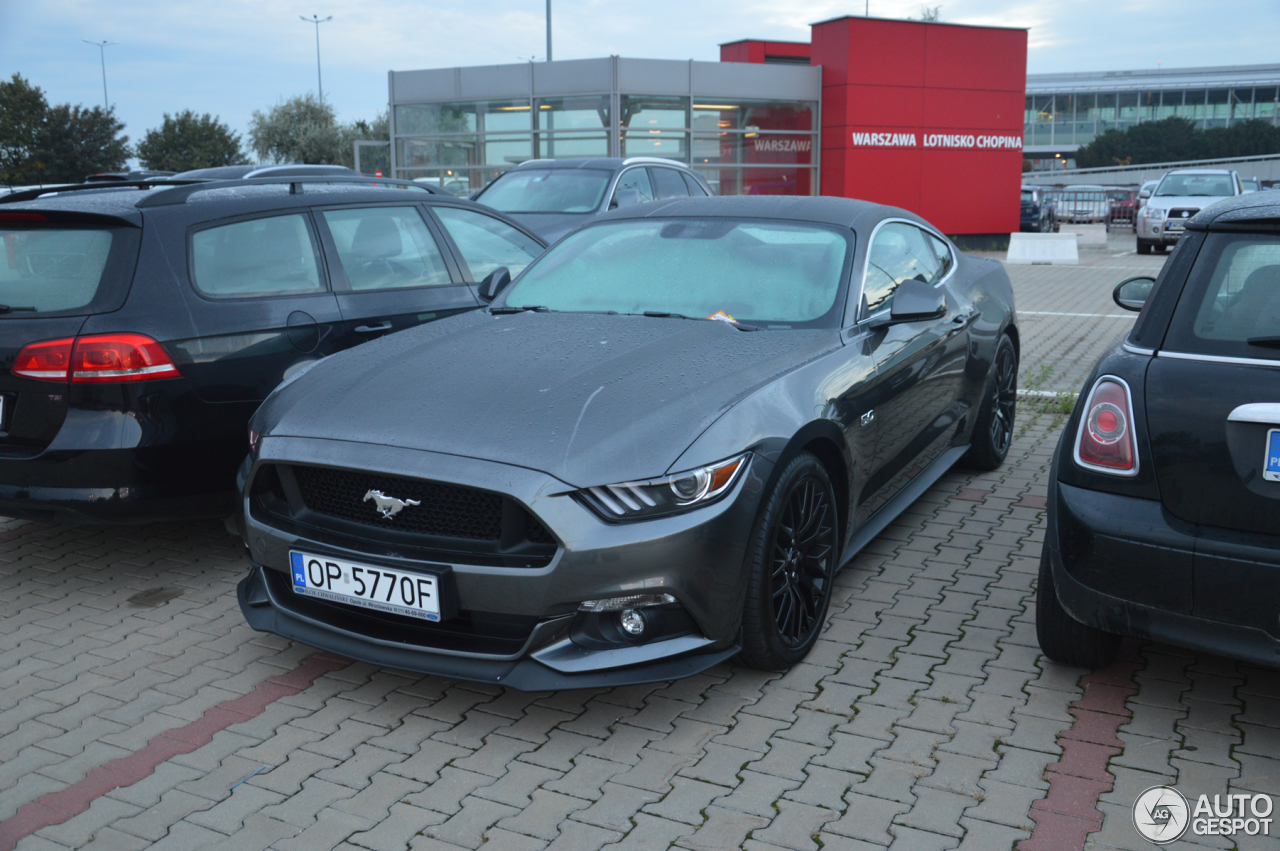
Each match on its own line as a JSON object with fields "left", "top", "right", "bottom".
{"left": 248, "top": 94, "right": 342, "bottom": 164}
{"left": 911, "top": 5, "right": 942, "bottom": 21}
{"left": 1075, "top": 116, "right": 1280, "bottom": 169}
{"left": 136, "top": 111, "right": 245, "bottom": 171}
{"left": 0, "top": 74, "right": 50, "bottom": 185}
{"left": 32, "top": 104, "right": 130, "bottom": 183}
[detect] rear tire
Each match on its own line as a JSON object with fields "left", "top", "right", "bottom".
{"left": 1136, "top": 239, "right": 1152, "bottom": 255}
{"left": 1036, "top": 544, "right": 1120, "bottom": 669}
{"left": 739, "top": 452, "right": 839, "bottom": 671}
{"left": 963, "top": 334, "right": 1017, "bottom": 471}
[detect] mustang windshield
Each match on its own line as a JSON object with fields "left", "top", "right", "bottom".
{"left": 501, "top": 219, "right": 851, "bottom": 326}
{"left": 477, "top": 168, "right": 612, "bottom": 214}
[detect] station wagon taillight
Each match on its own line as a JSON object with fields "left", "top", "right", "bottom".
{"left": 13, "top": 334, "right": 181, "bottom": 383}
{"left": 1074, "top": 376, "right": 1137, "bottom": 476}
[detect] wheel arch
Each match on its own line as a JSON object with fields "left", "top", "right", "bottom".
{"left": 761, "top": 420, "right": 853, "bottom": 554}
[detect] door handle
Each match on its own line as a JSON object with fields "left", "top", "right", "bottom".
{"left": 354, "top": 321, "right": 392, "bottom": 334}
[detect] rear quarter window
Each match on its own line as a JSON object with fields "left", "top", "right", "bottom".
{"left": 1, "top": 226, "right": 121, "bottom": 314}
{"left": 191, "top": 213, "right": 325, "bottom": 298}
{"left": 1164, "top": 231, "right": 1280, "bottom": 361}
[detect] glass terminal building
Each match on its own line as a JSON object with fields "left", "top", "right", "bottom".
{"left": 388, "top": 57, "right": 821, "bottom": 198}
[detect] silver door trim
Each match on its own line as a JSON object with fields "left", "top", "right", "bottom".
{"left": 1158, "top": 350, "right": 1280, "bottom": 368}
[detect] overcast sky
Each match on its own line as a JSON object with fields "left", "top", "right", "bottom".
{"left": 2, "top": 0, "right": 1277, "bottom": 158}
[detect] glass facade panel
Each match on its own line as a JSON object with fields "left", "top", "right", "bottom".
{"left": 1095, "top": 92, "right": 1117, "bottom": 132}
{"left": 692, "top": 100, "right": 815, "bottom": 133}
{"left": 696, "top": 167, "right": 815, "bottom": 197}
{"left": 1232, "top": 89, "right": 1254, "bottom": 122}
{"left": 1138, "top": 91, "right": 1159, "bottom": 122}
{"left": 1207, "top": 88, "right": 1230, "bottom": 127}
{"left": 1156, "top": 90, "right": 1184, "bottom": 120}
{"left": 620, "top": 95, "right": 688, "bottom": 129}
{"left": 620, "top": 130, "right": 688, "bottom": 160}
{"left": 395, "top": 101, "right": 531, "bottom": 135}
{"left": 396, "top": 135, "right": 533, "bottom": 170}
{"left": 1257, "top": 88, "right": 1279, "bottom": 121}
{"left": 1028, "top": 95, "right": 1053, "bottom": 145}
{"left": 535, "top": 96, "right": 611, "bottom": 132}
{"left": 535, "top": 132, "right": 609, "bottom": 159}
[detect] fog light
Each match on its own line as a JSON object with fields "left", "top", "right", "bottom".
{"left": 619, "top": 608, "right": 647, "bottom": 637}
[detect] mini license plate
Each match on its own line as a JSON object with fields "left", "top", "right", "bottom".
{"left": 1265, "top": 429, "right": 1280, "bottom": 483}
{"left": 290, "top": 551, "right": 442, "bottom": 621}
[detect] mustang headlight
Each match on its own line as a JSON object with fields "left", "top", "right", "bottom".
{"left": 577, "top": 454, "right": 749, "bottom": 521}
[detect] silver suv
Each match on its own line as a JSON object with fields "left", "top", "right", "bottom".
{"left": 1136, "top": 168, "right": 1241, "bottom": 255}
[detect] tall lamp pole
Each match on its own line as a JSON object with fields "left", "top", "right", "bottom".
{"left": 546, "top": 0, "right": 552, "bottom": 61}
{"left": 82, "top": 39, "right": 118, "bottom": 110}
{"left": 300, "top": 15, "right": 333, "bottom": 104}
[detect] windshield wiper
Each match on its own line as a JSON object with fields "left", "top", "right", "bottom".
{"left": 1247, "top": 336, "right": 1280, "bottom": 349}
{"left": 490, "top": 305, "right": 551, "bottom": 314}
{"left": 640, "top": 311, "right": 697, "bottom": 320}
{"left": 0, "top": 305, "right": 36, "bottom": 313}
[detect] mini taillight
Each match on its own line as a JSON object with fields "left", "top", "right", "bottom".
{"left": 0, "top": 213, "right": 48, "bottom": 222}
{"left": 1074, "top": 376, "right": 1137, "bottom": 475}
{"left": 13, "top": 338, "right": 74, "bottom": 380}
{"left": 12, "top": 334, "right": 181, "bottom": 383}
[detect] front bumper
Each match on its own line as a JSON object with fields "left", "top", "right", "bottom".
{"left": 1136, "top": 216, "right": 1184, "bottom": 245}
{"left": 236, "top": 437, "right": 770, "bottom": 688}
{"left": 1048, "top": 481, "right": 1280, "bottom": 667}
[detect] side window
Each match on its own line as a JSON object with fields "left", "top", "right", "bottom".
{"left": 321, "top": 206, "right": 452, "bottom": 291}
{"left": 433, "top": 206, "right": 543, "bottom": 279}
{"left": 649, "top": 168, "right": 690, "bottom": 200}
{"left": 862, "top": 223, "right": 942, "bottom": 316}
{"left": 926, "top": 232, "right": 953, "bottom": 280}
{"left": 612, "top": 168, "right": 653, "bottom": 205}
{"left": 681, "top": 172, "right": 708, "bottom": 196}
{"left": 191, "top": 214, "right": 324, "bottom": 298}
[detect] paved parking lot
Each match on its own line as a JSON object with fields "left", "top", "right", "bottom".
{"left": 4, "top": 236, "right": 1279, "bottom": 851}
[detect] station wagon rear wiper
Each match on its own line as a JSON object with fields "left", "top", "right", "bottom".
{"left": 0, "top": 305, "right": 37, "bottom": 313}
{"left": 1246, "top": 336, "right": 1280, "bottom": 349}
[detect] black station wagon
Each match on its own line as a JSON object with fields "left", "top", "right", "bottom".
{"left": 0, "top": 178, "right": 545, "bottom": 523}
{"left": 1038, "top": 191, "right": 1280, "bottom": 668}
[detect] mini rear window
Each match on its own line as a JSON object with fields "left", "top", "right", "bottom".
{"left": 1164, "top": 232, "right": 1280, "bottom": 361}
{"left": 191, "top": 214, "right": 324, "bottom": 298}
{"left": 0, "top": 226, "right": 116, "bottom": 314}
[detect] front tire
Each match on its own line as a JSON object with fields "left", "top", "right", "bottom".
{"left": 1035, "top": 544, "right": 1120, "bottom": 668}
{"left": 739, "top": 452, "right": 839, "bottom": 671}
{"left": 963, "top": 333, "right": 1017, "bottom": 471}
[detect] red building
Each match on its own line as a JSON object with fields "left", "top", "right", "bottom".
{"left": 723, "top": 16, "right": 1027, "bottom": 236}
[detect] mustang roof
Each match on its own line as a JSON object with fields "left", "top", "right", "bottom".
{"left": 1188, "top": 190, "right": 1280, "bottom": 228}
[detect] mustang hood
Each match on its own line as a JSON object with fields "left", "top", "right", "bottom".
{"left": 257, "top": 311, "right": 839, "bottom": 487}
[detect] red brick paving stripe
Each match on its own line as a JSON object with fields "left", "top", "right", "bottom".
{"left": 955, "top": 488, "right": 992, "bottom": 502}
{"left": 0, "top": 652, "right": 350, "bottom": 851}
{"left": 1016, "top": 494, "right": 1049, "bottom": 510}
{"left": 1017, "top": 648, "right": 1145, "bottom": 851}
{"left": 0, "top": 522, "right": 54, "bottom": 544}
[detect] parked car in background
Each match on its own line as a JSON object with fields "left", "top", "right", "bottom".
{"left": 86, "top": 170, "right": 176, "bottom": 182}
{"left": 0, "top": 177, "right": 544, "bottom": 523}
{"left": 172, "top": 164, "right": 363, "bottom": 181}
{"left": 1241, "top": 177, "right": 1262, "bottom": 193}
{"left": 471, "top": 157, "right": 713, "bottom": 243}
{"left": 1020, "top": 186, "right": 1058, "bottom": 233}
{"left": 235, "top": 195, "right": 1019, "bottom": 688}
{"left": 1059, "top": 185, "right": 1109, "bottom": 224}
{"left": 1105, "top": 187, "right": 1138, "bottom": 227}
{"left": 1038, "top": 190, "right": 1280, "bottom": 668}
{"left": 1137, "top": 179, "right": 1160, "bottom": 210}
{"left": 1136, "top": 168, "right": 1242, "bottom": 255}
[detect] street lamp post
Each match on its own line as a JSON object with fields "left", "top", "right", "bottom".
{"left": 82, "top": 39, "right": 118, "bottom": 110}
{"left": 546, "top": 0, "right": 552, "bottom": 61}
{"left": 300, "top": 15, "right": 333, "bottom": 104}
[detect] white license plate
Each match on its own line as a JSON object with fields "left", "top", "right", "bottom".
{"left": 290, "top": 551, "right": 442, "bottom": 621}
{"left": 1266, "top": 429, "right": 1280, "bottom": 483}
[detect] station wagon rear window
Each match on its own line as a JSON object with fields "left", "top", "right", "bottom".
{"left": 1164, "top": 232, "right": 1280, "bottom": 361}
{"left": 0, "top": 226, "right": 115, "bottom": 314}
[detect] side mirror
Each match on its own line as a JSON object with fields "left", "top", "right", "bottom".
{"left": 1113, "top": 276, "right": 1155, "bottom": 312}
{"left": 477, "top": 266, "right": 511, "bottom": 302}
{"left": 1139, "top": 189, "right": 1151, "bottom": 199}
{"left": 611, "top": 188, "right": 643, "bottom": 209}
{"left": 869, "top": 278, "right": 947, "bottom": 328}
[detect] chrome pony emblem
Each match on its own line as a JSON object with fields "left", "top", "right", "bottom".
{"left": 363, "top": 490, "right": 421, "bottom": 519}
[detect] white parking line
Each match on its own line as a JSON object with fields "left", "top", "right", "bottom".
{"left": 1020, "top": 311, "right": 1135, "bottom": 318}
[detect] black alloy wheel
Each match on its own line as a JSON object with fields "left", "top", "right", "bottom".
{"left": 740, "top": 452, "right": 839, "bottom": 670}
{"left": 964, "top": 333, "right": 1018, "bottom": 470}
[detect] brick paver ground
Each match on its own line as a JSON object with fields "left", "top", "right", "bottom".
{"left": 3, "top": 235, "right": 1278, "bottom": 851}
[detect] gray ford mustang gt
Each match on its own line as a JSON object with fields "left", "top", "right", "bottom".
{"left": 235, "top": 196, "right": 1018, "bottom": 690}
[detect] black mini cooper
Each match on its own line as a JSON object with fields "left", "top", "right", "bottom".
{"left": 1038, "top": 191, "right": 1280, "bottom": 668}
{"left": 0, "top": 178, "right": 543, "bottom": 522}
